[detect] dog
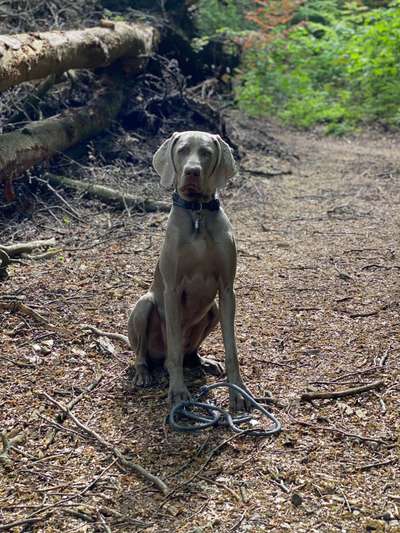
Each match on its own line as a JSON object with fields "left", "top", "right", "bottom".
{"left": 128, "top": 131, "right": 249, "bottom": 410}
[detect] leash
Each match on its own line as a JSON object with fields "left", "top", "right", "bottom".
{"left": 169, "top": 382, "right": 281, "bottom": 437}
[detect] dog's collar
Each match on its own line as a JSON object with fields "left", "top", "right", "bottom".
{"left": 172, "top": 192, "right": 220, "bottom": 211}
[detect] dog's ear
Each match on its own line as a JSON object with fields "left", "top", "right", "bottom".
{"left": 212, "top": 135, "right": 237, "bottom": 189}
{"left": 153, "top": 132, "right": 180, "bottom": 188}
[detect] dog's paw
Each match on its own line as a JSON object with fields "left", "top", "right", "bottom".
{"left": 200, "top": 357, "right": 225, "bottom": 377}
{"left": 168, "top": 385, "right": 191, "bottom": 406}
{"left": 229, "top": 382, "right": 253, "bottom": 413}
{"left": 132, "top": 364, "right": 153, "bottom": 387}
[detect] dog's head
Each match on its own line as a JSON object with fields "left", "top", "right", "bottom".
{"left": 153, "top": 131, "right": 236, "bottom": 201}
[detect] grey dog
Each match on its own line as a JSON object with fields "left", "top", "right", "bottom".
{"left": 128, "top": 131, "right": 249, "bottom": 410}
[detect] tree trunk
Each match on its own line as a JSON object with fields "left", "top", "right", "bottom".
{"left": 0, "top": 21, "right": 158, "bottom": 92}
{"left": 0, "top": 81, "right": 124, "bottom": 183}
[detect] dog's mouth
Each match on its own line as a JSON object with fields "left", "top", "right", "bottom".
{"left": 179, "top": 185, "right": 203, "bottom": 198}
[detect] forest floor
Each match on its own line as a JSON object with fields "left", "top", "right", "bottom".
{"left": 1, "top": 115, "right": 399, "bottom": 532}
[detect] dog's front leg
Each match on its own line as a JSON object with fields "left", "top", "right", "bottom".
{"left": 219, "top": 285, "right": 251, "bottom": 411}
{"left": 164, "top": 288, "right": 190, "bottom": 405}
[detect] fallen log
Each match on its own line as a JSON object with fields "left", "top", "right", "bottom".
{"left": 0, "top": 238, "right": 56, "bottom": 257}
{"left": 47, "top": 174, "right": 170, "bottom": 212}
{"left": 0, "top": 21, "right": 158, "bottom": 92}
{"left": 0, "top": 81, "right": 124, "bottom": 184}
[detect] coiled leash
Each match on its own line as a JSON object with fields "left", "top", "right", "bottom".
{"left": 169, "top": 382, "right": 281, "bottom": 436}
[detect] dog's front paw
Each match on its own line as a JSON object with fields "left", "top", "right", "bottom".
{"left": 229, "top": 381, "right": 253, "bottom": 413}
{"left": 168, "top": 384, "right": 191, "bottom": 406}
{"left": 132, "top": 364, "right": 153, "bottom": 387}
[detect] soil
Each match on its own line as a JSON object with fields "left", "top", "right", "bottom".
{"left": 1, "top": 117, "right": 400, "bottom": 532}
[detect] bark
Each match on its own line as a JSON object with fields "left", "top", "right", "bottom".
{"left": 0, "top": 21, "right": 158, "bottom": 92}
{"left": 0, "top": 81, "right": 124, "bottom": 183}
{"left": 47, "top": 174, "right": 170, "bottom": 212}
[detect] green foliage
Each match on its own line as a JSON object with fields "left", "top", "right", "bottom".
{"left": 234, "top": 0, "right": 400, "bottom": 132}
{"left": 193, "top": 0, "right": 255, "bottom": 50}
{"left": 195, "top": 0, "right": 254, "bottom": 35}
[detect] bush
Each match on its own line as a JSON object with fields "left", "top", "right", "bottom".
{"left": 235, "top": 0, "right": 400, "bottom": 131}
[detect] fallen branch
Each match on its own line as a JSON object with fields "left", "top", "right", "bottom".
{"left": 42, "top": 392, "right": 169, "bottom": 495}
{"left": 0, "top": 459, "right": 124, "bottom": 530}
{"left": 0, "top": 22, "right": 158, "bottom": 92}
{"left": 300, "top": 380, "right": 384, "bottom": 402}
{"left": 0, "top": 514, "right": 52, "bottom": 532}
{"left": 244, "top": 168, "right": 291, "bottom": 178}
{"left": 162, "top": 432, "right": 245, "bottom": 504}
{"left": 82, "top": 324, "right": 130, "bottom": 348}
{"left": 44, "top": 375, "right": 104, "bottom": 447}
{"left": 0, "top": 300, "right": 55, "bottom": 327}
{"left": 0, "top": 238, "right": 56, "bottom": 258}
{"left": 353, "top": 457, "right": 397, "bottom": 472}
{"left": 46, "top": 174, "right": 170, "bottom": 213}
{"left": 293, "top": 419, "right": 390, "bottom": 446}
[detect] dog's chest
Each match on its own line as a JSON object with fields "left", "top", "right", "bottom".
{"left": 178, "top": 232, "right": 220, "bottom": 293}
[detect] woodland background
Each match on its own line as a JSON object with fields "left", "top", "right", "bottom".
{"left": 1, "top": 1, "right": 399, "bottom": 532}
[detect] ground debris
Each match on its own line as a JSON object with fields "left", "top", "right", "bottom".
{"left": 1, "top": 118, "right": 400, "bottom": 531}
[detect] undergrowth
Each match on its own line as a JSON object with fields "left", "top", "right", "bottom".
{"left": 195, "top": 0, "right": 400, "bottom": 133}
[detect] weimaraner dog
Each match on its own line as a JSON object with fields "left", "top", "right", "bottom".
{"left": 128, "top": 131, "right": 249, "bottom": 410}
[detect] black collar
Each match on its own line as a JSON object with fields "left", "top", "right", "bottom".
{"left": 172, "top": 192, "right": 220, "bottom": 211}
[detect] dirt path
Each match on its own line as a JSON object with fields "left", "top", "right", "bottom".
{"left": 1, "top": 123, "right": 399, "bottom": 532}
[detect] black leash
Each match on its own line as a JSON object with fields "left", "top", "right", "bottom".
{"left": 169, "top": 382, "right": 281, "bottom": 437}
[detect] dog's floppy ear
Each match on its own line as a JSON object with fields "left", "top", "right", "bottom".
{"left": 153, "top": 132, "right": 180, "bottom": 188}
{"left": 212, "top": 135, "right": 237, "bottom": 189}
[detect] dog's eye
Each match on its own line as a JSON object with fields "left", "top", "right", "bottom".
{"left": 177, "top": 145, "right": 189, "bottom": 155}
{"left": 199, "top": 148, "right": 212, "bottom": 159}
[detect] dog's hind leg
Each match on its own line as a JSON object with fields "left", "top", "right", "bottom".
{"left": 127, "top": 294, "right": 155, "bottom": 387}
{"left": 184, "top": 302, "right": 224, "bottom": 377}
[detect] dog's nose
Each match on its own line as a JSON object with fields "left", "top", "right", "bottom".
{"left": 184, "top": 166, "right": 201, "bottom": 180}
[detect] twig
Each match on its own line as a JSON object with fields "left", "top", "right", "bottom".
{"left": 79, "top": 457, "right": 118, "bottom": 497}
{"left": 300, "top": 380, "right": 384, "bottom": 402}
{"left": 293, "top": 418, "right": 390, "bottom": 445}
{"left": 44, "top": 375, "right": 104, "bottom": 447}
{"left": 0, "top": 300, "right": 55, "bottom": 327}
{"left": 41, "top": 392, "right": 169, "bottom": 495}
{"left": 198, "top": 475, "right": 241, "bottom": 501}
{"left": 352, "top": 458, "right": 397, "bottom": 472}
{"left": 0, "top": 514, "right": 52, "bottom": 531}
{"left": 82, "top": 324, "right": 130, "bottom": 348}
{"left": 36, "top": 177, "right": 82, "bottom": 221}
{"left": 230, "top": 512, "right": 246, "bottom": 532}
{"left": 162, "top": 432, "right": 245, "bottom": 504}
{"left": 0, "top": 355, "right": 33, "bottom": 368}
{"left": 379, "top": 351, "right": 390, "bottom": 367}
